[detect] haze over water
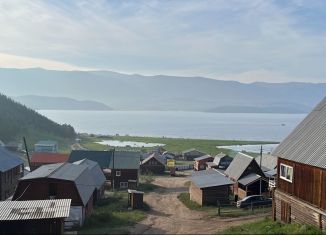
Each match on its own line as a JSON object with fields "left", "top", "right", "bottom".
{"left": 38, "top": 110, "right": 305, "bottom": 142}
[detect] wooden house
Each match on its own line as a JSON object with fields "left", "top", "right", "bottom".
{"left": 206, "top": 153, "right": 233, "bottom": 170}
{"left": 182, "top": 148, "right": 206, "bottom": 161}
{"left": 0, "top": 199, "right": 71, "bottom": 235}
{"left": 224, "top": 152, "right": 268, "bottom": 199}
{"left": 0, "top": 146, "right": 24, "bottom": 200}
{"left": 194, "top": 155, "right": 213, "bottom": 171}
{"left": 189, "top": 169, "right": 234, "bottom": 206}
{"left": 140, "top": 153, "right": 166, "bottom": 174}
{"left": 272, "top": 97, "right": 326, "bottom": 230}
{"left": 13, "top": 162, "right": 97, "bottom": 227}
{"left": 30, "top": 152, "right": 69, "bottom": 171}
{"left": 69, "top": 150, "right": 140, "bottom": 189}
{"left": 34, "top": 140, "right": 58, "bottom": 153}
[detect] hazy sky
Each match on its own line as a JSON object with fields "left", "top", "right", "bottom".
{"left": 0, "top": 0, "right": 325, "bottom": 83}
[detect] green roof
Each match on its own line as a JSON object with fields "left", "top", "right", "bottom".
{"left": 69, "top": 150, "right": 140, "bottom": 169}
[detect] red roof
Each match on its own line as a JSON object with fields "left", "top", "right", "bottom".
{"left": 31, "top": 152, "right": 69, "bottom": 164}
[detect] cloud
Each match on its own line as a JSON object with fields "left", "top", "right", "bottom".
{"left": 0, "top": 0, "right": 325, "bottom": 82}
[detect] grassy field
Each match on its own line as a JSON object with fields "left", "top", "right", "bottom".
{"left": 80, "top": 135, "right": 277, "bottom": 156}
{"left": 220, "top": 218, "right": 325, "bottom": 235}
{"left": 79, "top": 191, "right": 147, "bottom": 234}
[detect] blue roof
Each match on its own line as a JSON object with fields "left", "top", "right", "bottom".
{"left": 0, "top": 146, "right": 23, "bottom": 172}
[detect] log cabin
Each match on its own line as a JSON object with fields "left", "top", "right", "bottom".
{"left": 272, "top": 97, "right": 326, "bottom": 230}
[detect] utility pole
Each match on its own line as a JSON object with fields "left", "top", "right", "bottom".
{"left": 112, "top": 148, "right": 115, "bottom": 190}
{"left": 259, "top": 145, "right": 263, "bottom": 195}
{"left": 23, "top": 137, "right": 31, "bottom": 170}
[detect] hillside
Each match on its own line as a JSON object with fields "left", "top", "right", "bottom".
{"left": 1, "top": 68, "right": 326, "bottom": 112}
{"left": 0, "top": 93, "right": 76, "bottom": 149}
{"left": 14, "top": 95, "right": 113, "bottom": 110}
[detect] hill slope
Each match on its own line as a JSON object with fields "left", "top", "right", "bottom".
{"left": 1, "top": 68, "right": 326, "bottom": 112}
{"left": 14, "top": 95, "right": 113, "bottom": 110}
{"left": 0, "top": 93, "right": 76, "bottom": 148}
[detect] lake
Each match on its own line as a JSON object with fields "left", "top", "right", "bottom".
{"left": 38, "top": 110, "right": 306, "bottom": 141}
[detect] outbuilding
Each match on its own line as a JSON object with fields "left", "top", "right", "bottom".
{"left": 206, "top": 153, "right": 233, "bottom": 170}
{"left": 182, "top": 148, "right": 206, "bottom": 161}
{"left": 194, "top": 155, "right": 213, "bottom": 171}
{"left": 140, "top": 153, "right": 166, "bottom": 174}
{"left": 30, "top": 152, "right": 69, "bottom": 171}
{"left": 189, "top": 169, "right": 234, "bottom": 206}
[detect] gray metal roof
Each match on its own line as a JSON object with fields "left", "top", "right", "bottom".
{"left": 224, "top": 152, "right": 254, "bottom": 181}
{"left": 272, "top": 97, "right": 326, "bottom": 169}
{"left": 0, "top": 146, "right": 23, "bottom": 172}
{"left": 182, "top": 148, "right": 206, "bottom": 155}
{"left": 73, "top": 159, "right": 106, "bottom": 190}
{"left": 141, "top": 152, "right": 165, "bottom": 165}
{"left": 255, "top": 154, "right": 277, "bottom": 171}
{"left": 265, "top": 168, "right": 277, "bottom": 178}
{"left": 238, "top": 173, "right": 261, "bottom": 186}
{"left": 191, "top": 169, "right": 234, "bottom": 188}
{"left": 21, "top": 163, "right": 95, "bottom": 206}
{"left": 0, "top": 199, "right": 71, "bottom": 220}
{"left": 194, "top": 154, "right": 212, "bottom": 161}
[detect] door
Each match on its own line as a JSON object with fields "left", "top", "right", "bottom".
{"left": 281, "top": 201, "right": 291, "bottom": 223}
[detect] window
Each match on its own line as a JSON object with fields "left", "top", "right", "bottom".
{"left": 280, "top": 164, "right": 293, "bottom": 183}
{"left": 116, "top": 171, "right": 121, "bottom": 177}
{"left": 120, "top": 182, "right": 128, "bottom": 188}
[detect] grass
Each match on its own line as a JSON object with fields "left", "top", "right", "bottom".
{"left": 80, "top": 135, "right": 277, "bottom": 156}
{"left": 220, "top": 218, "right": 326, "bottom": 235}
{"left": 78, "top": 191, "right": 147, "bottom": 234}
{"left": 138, "top": 173, "right": 162, "bottom": 192}
{"left": 178, "top": 192, "right": 212, "bottom": 211}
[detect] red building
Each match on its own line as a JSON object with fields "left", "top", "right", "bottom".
{"left": 30, "top": 152, "right": 69, "bottom": 171}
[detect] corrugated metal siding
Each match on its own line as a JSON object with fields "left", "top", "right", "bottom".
{"left": 273, "top": 97, "right": 326, "bottom": 169}
{"left": 0, "top": 199, "right": 71, "bottom": 220}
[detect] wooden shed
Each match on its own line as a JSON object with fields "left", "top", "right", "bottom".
{"left": 0, "top": 199, "right": 71, "bottom": 235}
{"left": 189, "top": 169, "right": 234, "bottom": 206}
{"left": 140, "top": 153, "right": 165, "bottom": 174}
{"left": 194, "top": 155, "right": 213, "bottom": 171}
{"left": 272, "top": 97, "right": 326, "bottom": 230}
{"left": 128, "top": 189, "right": 144, "bottom": 209}
{"left": 182, "top": 149, "right": 206, "bottom": 161}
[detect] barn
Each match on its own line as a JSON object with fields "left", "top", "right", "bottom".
{"left": 272, "top": 97, "right": 326, "bottom": 230}
{"left": 189, "top": 169, "right": 234, "bottom": 206}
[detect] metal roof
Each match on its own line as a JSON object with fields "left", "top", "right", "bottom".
{"left": 194, "top": 154, "right": 213, "bottom": 161}
{"left": 31, "top": 152, "right": 69, "bottom": 164}
{"left": 21, "top": 163, "right": 95, "bottom": 206}
{"left": 264, "top": 168, "right": 277, "bottom": 178}
{"left": 35, "top": 140, "right": 58, "bottom": 146}
{"left": 255, "top": 154, "right": 277, "bottom": 171}
{"left": 238, "top": 173, "right": 261, "bottom": 186}
{"left": 0, "top": 146, "right": 23, "bottom": 172}
{"left": 224, "top": 152, "right": 254, "bottom": 181}
{"left": 191, "top": 169, "right": 234, "bottom": 188}
{"left": 141, "top": 153, "right": 165, "bottom": 166}
{"left": 182, "top": 148, "right": 206, "bottom": 155}
{"left": 73, "top": 159, "right": 106, "bottom": 190}
{"left": 272, "top": 97, "right": 326, "bottom": 169}
{"left": 0, "top": 199, "right": 71, "bottom": 221}
{"left": 69, "top": 150, "right": 140, "bottom": 169}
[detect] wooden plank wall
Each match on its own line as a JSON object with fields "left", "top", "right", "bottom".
{"left": 277, "top": 158, "right": 326, "bottom": 210}
{"left": 189, "top": 182, "right": 203, "bottom": 206}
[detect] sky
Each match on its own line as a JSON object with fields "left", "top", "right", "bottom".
{"left": 0, "top": 0, "right": 325, "bottom": 83}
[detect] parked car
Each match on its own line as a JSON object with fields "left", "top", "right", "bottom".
{"left": 236, "top": 195, "right": 272, "bottom": 208}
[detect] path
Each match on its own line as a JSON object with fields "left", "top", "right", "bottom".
{"left": 130, "top": 173, "right": 268, "bottom": 234}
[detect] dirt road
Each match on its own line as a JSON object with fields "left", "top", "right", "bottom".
{"left": 129, "top": 173, "right": 267, "bottom": 234}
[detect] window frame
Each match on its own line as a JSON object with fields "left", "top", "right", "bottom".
{"left": 116, "top": 171, "right": 121, "bottom": 177}
{"left": 120, "top": 182, "right": 128, "bottom": 188}
{"left": 279, "top": 163, "right": 293, "bottom": 183}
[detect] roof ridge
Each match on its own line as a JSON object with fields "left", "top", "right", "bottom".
{"left": 47, "top": 162, "right": 67, "bottom": 178}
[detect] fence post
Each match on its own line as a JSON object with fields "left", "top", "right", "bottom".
{"left": 217, "top": 200, "right": 221, "bottom": 216}
{"left": 251, "top": 201, "right": 253, "bottom": 213}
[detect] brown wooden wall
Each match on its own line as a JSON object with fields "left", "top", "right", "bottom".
{"left": 0, "top": 165, "right": 23, "bottom": 200}
{"left": 12, "top": 179, "right": 83, "bottom": 206}
{"left": 277, "top": 158, "right": 326, "bottom": 210}
{"left": 194, "top": 157, "right": 213, "bottom": 171}
{"left": 110, "top": 169, "right": 139, "bottom": 188}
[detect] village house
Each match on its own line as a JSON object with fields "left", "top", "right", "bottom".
{"left": 272, "top": 97, "right": 326, "bottom": 230}
{"left": 34, "top": 140, "right": 58, "bottom": 153}
{"left": 140, "top": 152, "right": 166, "bottom": 174}
{"left": 73, "top": 158, "right": 106, "bottom": 202}
{"left": 255, "top": 153, "right": 278, "bottom": 189}
{"left": 224, "top": 152, "right": 268, "bottom": 200}
{"left": 12, "top": 162, "right": 98, "bottom": 227}
{"left": 0, "top": 199, "right": 71, "bottom": 235}
{"left": 69, "top": 150, "right": 140, "bottom": 189}
{"left": 194, "top": 154, "right": 213, "bottom": 171}
{"left": 182, "top": 148, "right": 206, "bottom": 161}
{"left": 189, "top": 169, "right": 234, "bottom": 206}
{"left": 206, "top": 153, "right": 233, "bottom": 170}
{"left": 30, "top": 152, "right": 69, "bottom": 171}
{"left": 0, "top": 146, "right": 24, "bottom": 200}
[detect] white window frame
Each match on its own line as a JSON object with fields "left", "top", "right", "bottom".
{"left": 116, "top": 171, "right": 121, "bottom": 177}
{"left": 120, "top": 182, "right": 128, "bottom": 188}
{"left": 280, "top": 163, "right": 293, "bottom": 183}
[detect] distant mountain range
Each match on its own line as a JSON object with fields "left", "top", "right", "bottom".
{"left": 14, "top": 95, "right": 112, "bottom": 110}
{"left": 1, "top": 68, "right": 325, "bottom": 113}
